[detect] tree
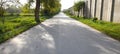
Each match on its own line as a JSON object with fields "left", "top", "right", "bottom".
{"left": 34, "top": 0, "right": 61, "bottom": 23}
{"left": 0, "top": 6, "right": 5, "bottom": 24}
{"left": 6, "top": 5, "right": 21, "bottom": 15}
{"left": 0, "top": 0, "right": 20, "bottom": 24}
{"left": 0, "top": 6, "right": 4, "bottom": 17}
{"left": 74, "top": 1, "right": 85, "bottom": 17}
{"left": 28, "top": 0, "right": 34, "bottom": 9}
{"left": 21, "top": 4, "right": 30, "bottom": 13}
{"left": 34, "top": 0, "right": 41, "bottom": 23}
{"left": 28, "top": 0, "right": 61, "bottom": 23}
{"left": 42, "top": 0, "right": 61, "bottom": 16}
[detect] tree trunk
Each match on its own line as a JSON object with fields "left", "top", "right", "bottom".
{"left": 35, "top": 0, "right": 40, "bottom": 24}
{"left": 2, "top": 15, "right": 4, "bottom": 24}
{"left": 0, "top": 6, "right": 5, "bottom": 24}
{"left": 77, "top": 10, "right": 80, "bottom": 17}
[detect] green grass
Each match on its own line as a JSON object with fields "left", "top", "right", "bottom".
{"left": 66, "top": 13, "right": 120, "bottom": 41}
{"left": 0, "top": 16, "right": 47, "bottom": 44}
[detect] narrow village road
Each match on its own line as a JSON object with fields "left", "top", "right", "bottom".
{"left": 0, "top": 12, "right": 120, "bottom": 54}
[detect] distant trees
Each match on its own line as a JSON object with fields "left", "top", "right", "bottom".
{"left": 28, "top": 0, "right": 61, "bottom": 23}
{"left": 0, "top": 0, "right": 61, "bottom": 24}
{"left": 0, "top": 0, "right": 20, "bottom": 24}
{"left": 6, "top": 6, "right": 21, "bottom": 15}
{"left": 21, "top": 4, "right": 30, "bottom": 13}
{"left": 0, "top": 6, "right": 4, "bottom": 17}
{"left": 0, "top": 0, "right": 8, "bottom": 16}
{"left": 0, "top": 0, "right": 20, "bottom": 15}
{"left": 34, "top": 0, "right": 61, "bottom": 23}
{"left": 74, "top": 1, "right": 85, "bottom": 17}
{"left": 28, "top": 0, "right": 34, "bottom": 9}
{"left": 41, "top": 0, "right": 61, "bottom": 16}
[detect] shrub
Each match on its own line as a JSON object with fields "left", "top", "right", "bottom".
{"left": 92, "top": 17, "right": 98, "bottom": 22}
{"left": 0, "top": 25, "right": 4, "bottom": 34}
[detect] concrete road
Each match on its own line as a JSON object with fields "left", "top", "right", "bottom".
{"left": 0, "top": 12, "right": 120, "bottom": 54}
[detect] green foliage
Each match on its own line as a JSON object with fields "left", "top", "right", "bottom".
{"left": 63, "top": 9, "right": 74, "bottom": 16}
{"left": 74, "top": 1, "right": 85, "bottom": 11}
{"left": 0, "top": 16, "right": 47, "bottom": 44}
{"left": 21, "top": 4, "right": 30, "bottom": 13}
{"left": 6, "top": 6, "right": 21, "bottom": 16}
{"left": 92, "top": 17, "right": 98, "bottom": 22}
{"left": 41, "top": 0, "right": 61, "bottom": 16}
{"left": 65, "top": 13, "right": 120, "bottom": 41}
{"left": 0, "top": 0, "right": 21, "bottom": 16}
{"left": 28, "top": 0, "right": 34, "bottom": 8}
{"left": 73, "top": 1, "right": 85, "bottom": 17}
{"left": 24, "top": 0, "right": 61, "bottom": 23}
{"left": 0, "top": 7, "right": 5, "bottom": 16}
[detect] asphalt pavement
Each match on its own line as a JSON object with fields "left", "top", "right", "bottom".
{"left": 0, "top": 12, "right": 120, "bottom": 54}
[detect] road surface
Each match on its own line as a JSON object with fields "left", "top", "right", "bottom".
{"left": 0, "top": 12, "right": 120, "bottom": 54}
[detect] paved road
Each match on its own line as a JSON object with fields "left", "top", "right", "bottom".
{"left": 0, "top": 12, "right": 120, "bottom": 54}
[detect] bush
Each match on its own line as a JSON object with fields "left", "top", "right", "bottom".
{"left": 0, "top": 16, "right": 48, "bottom": 44}
{"left": 0, "top": 25, "right": 4, "bottom": 34}
{"left": 65, "top": 12, "right": 120, "bottom": 41}
{"left": 92, "top": 17, "right": 98, "bottom": 22}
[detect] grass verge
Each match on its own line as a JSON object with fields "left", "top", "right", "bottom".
{"left": 0, "top": 16, "right": 47, "bottom": 44}
{"left": 65, "top": 13, "right": 120, "bottom": 41}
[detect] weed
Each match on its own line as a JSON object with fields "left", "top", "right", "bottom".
{"left": 0, "top": 16, "right": 47, "bottom": 44}
{"left": 65, "top": 13, "right": 120, "bottom": 41}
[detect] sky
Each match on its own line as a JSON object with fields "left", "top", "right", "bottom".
{"left": 60, "top": 0, "right": 81, "bottom": 10}
{"left": 19, "top": 0, "right": 27, "bottom": 5}
{"left": 19, "top": 0, "right": 80, "bottom": 10}
{"left": 60, "top": 0, "right": 75, "bottom": 10}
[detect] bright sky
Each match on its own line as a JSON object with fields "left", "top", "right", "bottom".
{"left": 19, "top": 0, "right": 80, "bottom": 10}
{"left": 19, "top": 0, "right": 27, "bottom": 5}
{"left": 60, "top": 0, "right": 75, "bottom": 10}
{"left": 60, "top": 0, "right": 81, "bottom": 10}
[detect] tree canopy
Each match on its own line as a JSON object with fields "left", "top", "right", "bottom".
{"left": 34, "top": 0, "right": 61, "bottom": 23}
{"left": 41, "top": 0, "right": 61, "bottom": 15}
{"left": 0, "top": 0, "right": 20, "bottom": 16}
{"left": 0, "top": 0, "right": 61, "bottom": 23}
{"left": 73, "top": 1, "right": 85, "bottom": 17}
{"left": 74, "top": 1, "right": 85, "bottom": 11}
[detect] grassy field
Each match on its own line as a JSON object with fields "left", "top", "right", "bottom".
{"left": 0, "top": 16, "right": 47, "bottom": 43}
{"left": 66, "top": 14, "right": 120, "bottom": 41}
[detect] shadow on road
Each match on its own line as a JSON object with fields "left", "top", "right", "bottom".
{"left": 0, "top": 13, "right": 120, "bottom": 54}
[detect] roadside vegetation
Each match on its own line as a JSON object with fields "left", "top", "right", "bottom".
{"left": 63, "top": 1, "right": 120, "bottom": 41}
{"left": 0, "top": 0, "right": 61, "bottom": 44}
{"left": 64, "top": 12, "right": 120, "bottom": 41}
{"left": 0, "top": 16, "right": 46, "bottom": 43}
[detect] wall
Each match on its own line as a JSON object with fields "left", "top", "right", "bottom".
{"left": 96, "top": 0, "right": 102, "bottom": 20}
{"left": 91, "top": 0, "right": 95, "bottom": 18}
{"left": 86, "top": 0, "right": 91, "bottom": 18}
{"left": 113, "top": 0, "right": 120, "bottom": 23}
{"left": 85, "top": 0, "right": 120, "bottom": 23}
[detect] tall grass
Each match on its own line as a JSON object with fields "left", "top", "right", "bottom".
{"left": 66, "top": 14, "right": 120, "bottom": 41}
{"left": 0, "top": 16, "right": 47, "bottom": 43}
